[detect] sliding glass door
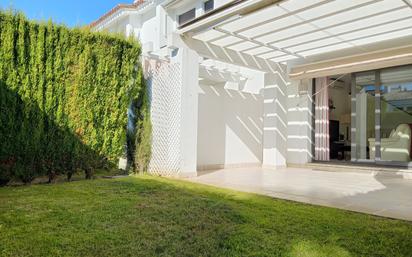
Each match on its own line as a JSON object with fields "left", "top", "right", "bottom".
{"left": 379, "top": 66, "right": 412, "bottom": 165}
{"left": 353, "top": 71, "right": 376, "bottom": 162}
{"left": 352, "top": 65, "right": 412, "bottom": 166}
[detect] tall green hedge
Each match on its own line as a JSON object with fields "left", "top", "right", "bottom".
{"left": 0, "top": 12, "right": 150, "bottom": 184}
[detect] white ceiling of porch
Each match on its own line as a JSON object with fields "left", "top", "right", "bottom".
{"left": 191, "top": 0, "right": 412, "bottom": 63}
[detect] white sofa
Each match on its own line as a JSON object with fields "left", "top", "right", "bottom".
{"left": 369, "top": 124, "right": 411, "bottom": 162}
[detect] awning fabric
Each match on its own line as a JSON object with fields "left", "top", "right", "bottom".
{"left": 289, "top": 45, "right": 412, "bottom": 79}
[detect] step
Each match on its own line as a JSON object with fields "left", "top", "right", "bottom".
{"left": 288, "top": 162, "right": 412, "bottom": 179}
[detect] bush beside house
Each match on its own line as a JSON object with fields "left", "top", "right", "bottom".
{"left": 0, "top": 11, "right": 151, "bottom": 185}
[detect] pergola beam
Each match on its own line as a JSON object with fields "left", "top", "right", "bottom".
{"left": 182, "top": 36, "right": 284, "bottom": 74}
{"left": 249, "top": 0, "right": 379, "bottom": 40}
{"left": 282, "top": 15, "right": 412, "bottom": 52}
{"left": 255, "top": 49, "right": 286, "bottom": 58}
{"left": 294, "top": 25, "right": 412, "bottom": 55}
{"left": 239, "top": 45, "right": 268, "bottom": 54}
{"left": 230, "top": 0, "right": 335, "bottom": 35}
{"left": 199, "top": 65, "right": 246, "bottom": 83}
{"left": 180, "top": 0, "right": 412, "bottom": 71}
{"left": 216, "top": 37, "right": 247, "bottom": 49}
{"left": 402, "top": 0, "right": 412, "bottom": 8}
{"left": 265, "top": 5, "right": 407, "bottom": 46}
{"left": 213, "top": 27, "right": 302, "bottom": 58}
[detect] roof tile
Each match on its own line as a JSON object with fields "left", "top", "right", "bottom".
{"left": 90, "top": 0, "right": 144, "bottom": 28}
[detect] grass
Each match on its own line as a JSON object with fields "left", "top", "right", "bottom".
{"left": 0, "top": 176, "right": 411, "bottom": 257}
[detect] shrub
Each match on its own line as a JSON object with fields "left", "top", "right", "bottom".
{"left": 134, "top": 78, "right": 152, "bottom": 173}
{"left": 0, "top": 11, "right": 151, "bottom": 183}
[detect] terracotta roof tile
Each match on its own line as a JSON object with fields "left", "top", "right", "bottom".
{"left": 90, "top": 0, "right": 144, "bottom": 28}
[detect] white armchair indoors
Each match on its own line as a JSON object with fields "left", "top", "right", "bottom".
{"left": 369, "top": 124, "right": 412, "bottom": 162}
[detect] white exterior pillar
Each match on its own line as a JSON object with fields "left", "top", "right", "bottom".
{"left": 174, "top": 47, "right": 200, "bottom": 176}
{"left": 156, "top": 5, "right": 167, "bottom": 49}
{"left": 356, "top": 92, "right": 368, "bottom": 159}
{"left": 286, "top": 78, "right": 314, "bottom": 164}
{"left": 262, "top": 69, "right": 288, "bottom": 168}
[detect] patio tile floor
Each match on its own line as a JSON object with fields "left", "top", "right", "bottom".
{"left": 187, "top": 167, "right": 412, "bottom": 221}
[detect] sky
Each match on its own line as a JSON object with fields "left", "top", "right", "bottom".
{"left": 0, "top": 0, "right": 131, "bottom": 27}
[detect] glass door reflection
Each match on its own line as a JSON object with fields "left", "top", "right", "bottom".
{"left": 379, "top": 66, "right": 412, "bottom": 163}
{"left": 354, "top": 72, "right": 376, "bottom": 161}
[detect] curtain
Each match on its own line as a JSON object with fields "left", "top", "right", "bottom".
{"left": 315, "top": 77, "right": 330, "bottom": 161}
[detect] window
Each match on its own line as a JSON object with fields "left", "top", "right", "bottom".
{"left": 178, "top": 8, "right": 195, "bottom": 26}
{"left": 352, "top": 65, "right": 412, "bottom": 163}
{"left": 204, "top": 0, "right": 214, "bottom": 13}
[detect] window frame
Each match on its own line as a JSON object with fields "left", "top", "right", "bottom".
{"left": 204, "top": 0, "right": 214, "bottom": 13}
{"left": 178, "top": 8, "right": 196, "bottom": 26}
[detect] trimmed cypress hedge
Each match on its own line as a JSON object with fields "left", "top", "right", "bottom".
{"left": 0, "top": 11, "right": 151, "bottom": 184}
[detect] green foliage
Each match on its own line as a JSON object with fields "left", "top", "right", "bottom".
{"left": 134, "top": 77, "right": 152, "bottom": 173}
{"left": 0, "top": 11, "right": 150, "bottom": 183}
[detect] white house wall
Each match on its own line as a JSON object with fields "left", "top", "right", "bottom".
{"left": 197, "top": 84, "right": 225, "bottom": 168}
{"left": 93, "top": 0, "right": 320, "bottom": 176}
{"left": 197, "top": 84, "right": 263, "bottom": 170}
{"left": 105, "top": 16, "right": 130, "bottom": 34}
{"left": 197, "top": 63, "right": 311, "bottom": 169}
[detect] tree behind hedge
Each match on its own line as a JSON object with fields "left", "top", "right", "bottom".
{"left": 0, "top": 11, "right": 150, "bottom": 184}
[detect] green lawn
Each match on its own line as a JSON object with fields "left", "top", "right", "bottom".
{"left": 0, "top": 176, "right": 411, "bottom": 257}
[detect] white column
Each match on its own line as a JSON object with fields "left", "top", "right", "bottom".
{"left": 356, "top": 92, "right": 368, "bottom": 159}
{"left": 156, "top": 5, "right": 167, "bottom": 49}
{"left": 262, "top": 69, "right": 288, "bottom": 168}
{"left": 286, "top": 79, "right": 314, "bottom": 164}
{"left": 174, "top": 47, "right": 200, "bottom": 177}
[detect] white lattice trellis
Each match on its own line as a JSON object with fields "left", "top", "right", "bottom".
{"left": 145, "top": 59, "right": 182, "bottom": 176}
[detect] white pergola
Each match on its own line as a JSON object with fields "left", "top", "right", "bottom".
{"left": 199, "top": 59, "right": 250, "bottom": 85}
{"left": 179, "top": 0, "right": 412, "bottom": 77}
